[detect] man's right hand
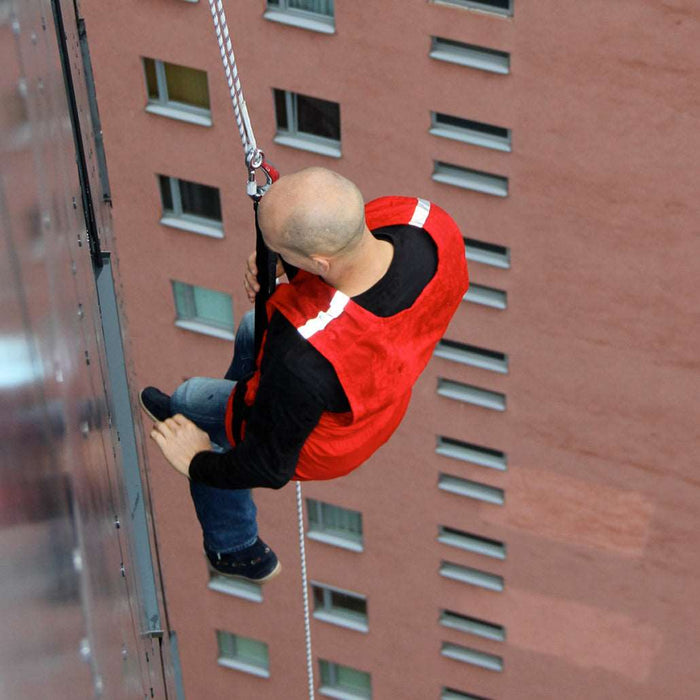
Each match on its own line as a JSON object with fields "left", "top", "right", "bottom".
{"left": 244, "top": 251, "right": 285, "bottom": 304}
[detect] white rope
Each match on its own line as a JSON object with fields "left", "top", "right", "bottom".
{"left": 207, "top": 0, "right": 259, "bottom": 164}
{"left": 296, "top": 481, "right": 315, "bottom": 700}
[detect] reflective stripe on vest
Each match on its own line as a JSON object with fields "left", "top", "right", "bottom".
{"left": 296, "top": 289, "right": 350, "bottom": 340}
{"left": 409, "top": 198, "right": 431, "bottom": 228}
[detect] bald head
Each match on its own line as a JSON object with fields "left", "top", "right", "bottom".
{"left": 258, "top": 167, "right": 366, "bottom": 259}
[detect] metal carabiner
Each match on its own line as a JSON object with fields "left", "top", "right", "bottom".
{"left": 246, "top": 150, "right": 279, "bottom": 201}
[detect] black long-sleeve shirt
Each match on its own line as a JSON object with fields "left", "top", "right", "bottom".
{"left": 188, "top": 224, "right": 438, "bottom": 489}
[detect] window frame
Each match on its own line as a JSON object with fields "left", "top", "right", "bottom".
{"left": 319, "top": 659, "right": 372, "bottom": 700}
{"left": 171, "top": 281, "right": 234, "bottom": 340}
{"left": 433, "top": 161, "right": 509, "bottom": 197}
{"left": 158, "top": 175, "right": 223, "bottom": 238}
{"left": 264, "top": 0, "right": 336, "bottom": 34}
{"left": 306, "top": 499, "right": 364, "bottom": 551}
{"left": 430, "top": 112, "right": 512, "bottom": 152}
{"left": 273, "top": 89, "right": 342, "bottom": 157}
{"left": 216, "top": 630, "right": 270, "bottom": 678}
{"left": 143, "top": 58, "right": 212, "bottom": 127}
{"left": 311, "top": 582, "right": 369, "bottom": 632}
{"left": 430, "top": 36, "right": 510, "bottom": 74}
{"left": 433, "top": 0, "right": 513, "bottom": 17}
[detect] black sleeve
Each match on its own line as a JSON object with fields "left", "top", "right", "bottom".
{"left": 188, "top": 314, "right": 348, "bottom": 489}
{"left": 188, "top": 364, "right": 325, "bottom": 489}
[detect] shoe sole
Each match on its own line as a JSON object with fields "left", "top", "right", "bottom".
{"left": 207, "top": 559, "right": 282, "bottom": 584}
{"left": 138, "top": 390, "right": 161, "bottom": 423}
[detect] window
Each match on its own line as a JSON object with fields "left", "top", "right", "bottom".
{"left": 430, "top": 37, "right": 510, "bottom": 74}
{"left": 158, "top": 175, "right": 223, "bottom": 237}
{"left": 307, "top": 499, "right": 363, "bottom": 551}
{"left": 319, "top": 659, "right": 372, "bottom": 699}
{"left": 312, "top": 583, "right": 368, "bottom": 632}
{"left": 442, "top": 643, "right": 503, "bottom": 672}
{"left": 208, "top": 570, "right": 263, "bottom": 602}
{"left": 431, "top": 113, "right": 511, "bottom": 152}
{"left": 438, "top": 526, "right": 506, "bottom": 559}
{"left": 442, "top": 689, "right": 492, "bottom": 700}
{"left": 436, "top": 436, "right": 507, "bottom": 471}
{"left": 463, "top": 283, "right": 507, "bottom": 309}
{"left": 437, "top": 379, "right": 506, "bottom": 411}
{"left": 265, "top": 0, "right": 335, "bottom": 33}
{"left": 216, "top": 631, "right": 270, "bottom": 677}
{"left": 440, "top": 561, "right": 504, "bottom": 591}
{"left": 433, "top": 161, "right": 508, "bottom": 197}
{"left": 172, "top": 281, "right": 234, "bottom": 340}
{"left": 433, "top": 0, "right": 513, "bottom": 17}
{"left": 273, "top": 89, "right": 341, "bottom": 157}
{"left": 464, "top": 238, "right": 510, "bottom": 269}
{"left": 438, "top": 474, "right": 504, "bottom": 505}
{"left": 143, "top": 58, "right": 211, "bottom": 126}
{"left": 434, "top": 339, "right": 508, "bottom": 373}
{"left": 440, "top": 610, "right": 506, "bottom": 643}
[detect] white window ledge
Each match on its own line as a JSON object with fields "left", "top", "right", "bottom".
{"left": 264, "top": 9, "right": 335, "bottom": 34}
{"left": 217, "top": 657, "right": 270, "bottom": 678}
{"left": 430, "top": 48, "right": 510, "bottom": 75}
{"left": 307, "top": 531, "right": 363, "bottom": 552}
{"left": 313, "top": 610, "right": 369, "bottom": 633}
{"left": 319, "top": 686, "right": 370, "bottom": 700}
{"left": 145, "top": 103, "right": 212, "bottom": 127}
{"left": 208, "top": 576, "right": 263, "bottom": 602}
{"left": 273, "top": 134, "right": 341, "bottom": 158}
{"left": 175, "top": 319, "right": 234, "bottom": 341}
{"left": 429, "top": 125, "right": 511, "bottom": 152}
{"left": 160, "top": 216, "right": 223, "bottom": 239}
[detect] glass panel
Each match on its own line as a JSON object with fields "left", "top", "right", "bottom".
{"left": 236, "top": 637, "right": 269, "bottom": 667}
{"left": 178, "top": 179, "right": 221, "bottom": 220}
{"left": 158, "top": 176, "right": 174, "bottom": 212}
{"left": 319, "top": 660, "right": 332, "bottom": 685}
{"left": 330, "top": 591, "right": 366, "bottom": 616}
{"left": 143, "top": 58, "right": 159, "bottom": 99}
{"left": 192, "top": 286, "right": 233, "bottom": 329}
{"left": 337, "top": 664, "right": 371, "bottom": 693}
{"left": 307, "top": 499, "right": 320, "bottom": 526}
{"left": 216, "top": 630, "right": 236, "bottom": 658}
{"left": 164, "top": 62, "right": 210, "bottom": 109}
{"left": 312, "top": 586, "right": 325, "bottom": 610}
{"left": 172, "top": 281, "right": 193, "bottom": 319}
{"left": 296, "top": 93, "right": 340, "bottom": 141}
{"left": 288, "top": 0, "right": 334, "bottom": 16}
{"left": 273, "top": 89, "right": 288, "bottom": 130}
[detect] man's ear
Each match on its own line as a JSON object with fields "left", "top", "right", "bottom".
{"left": 309, "top": 255, "right": 331, "bottom": 276}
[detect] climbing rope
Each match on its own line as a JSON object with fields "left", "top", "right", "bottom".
{"left": 296, "top": 482, "right": 315, "bottom": 700}
{"left": 207, "top": 4, "right": 314, "bottom": 698}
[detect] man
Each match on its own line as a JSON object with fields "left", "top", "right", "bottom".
{"left": 141, "top": 167, "right": 469, "bottom": 583}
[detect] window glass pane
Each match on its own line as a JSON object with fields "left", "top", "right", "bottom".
{"left": 143, "top": 58, "right": 159, "bottom": 99}
{"left": 288, "top": 0, "right": 334, "bottom": 15}
{"left": 319, "top": 660, "right": 332, "bottom": 685}
{"left": 158, "top": 176, "right": 174, "bottom": 212}
{"left": 164, "top": 62, "right": 210, "bottom": 109}
{"left": 216, "top": 630, "right": 236, "bottom": 657}
{"left": 192, "top": 287, "right": 233, "bottom": 328}
{"left": 172, "top": 281, "right": 193, "bottom": 318}
{"left": 313, "top": 586, "right": 325, "bottom": 609}
{"left": 178, "top": 180, "right": 221, "bottom": 220}
{"left": 330, "top": 591, "right": 366, "bottom": 616}
{"left": 236, "top": 637, "right": 269, "bottom": 665}
{"left": 296, "top": 94, "right": 340, "bottom": 141}
{"left": 337, "top": 665, "right": 371, "bottom": 692}
{"left": 273, "top": 89, "right": 288, "bottom": 130}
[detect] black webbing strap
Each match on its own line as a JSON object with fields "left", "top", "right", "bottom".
{"left": 253, "top": 200, "right": 278, "bottom": 356}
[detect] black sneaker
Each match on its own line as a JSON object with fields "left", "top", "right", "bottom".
{"left": 206, "top": 538, "right": 281, "bottom": 584}
{"left": 139, "top": 387, "right": 172, "bottom": 422}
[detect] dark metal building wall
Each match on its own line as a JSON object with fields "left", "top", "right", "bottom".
{"left": 1, "top": 1, "right": 178, "bottom": 696}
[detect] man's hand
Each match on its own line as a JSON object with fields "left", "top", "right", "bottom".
{"left": 150, "top": 414, "right": 211, "bottom": 478}
{"left": 244, "top": 250, "right": 285, "bottom": 304}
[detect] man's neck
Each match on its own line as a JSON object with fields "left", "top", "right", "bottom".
{"left": 324, "top": 230, "right": 394, "bottom": 298}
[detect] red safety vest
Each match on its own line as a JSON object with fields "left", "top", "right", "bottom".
{"left": 226, "top": 196, "right": 469, "bottom": 481}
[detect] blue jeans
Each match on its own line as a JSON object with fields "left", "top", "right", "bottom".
{"left": 172, "top": 312, "right": 259, "bottom": 555}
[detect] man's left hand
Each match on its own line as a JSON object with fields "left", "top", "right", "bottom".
{"left": 150, "top": 414, "right": 211, "bottom": 478}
